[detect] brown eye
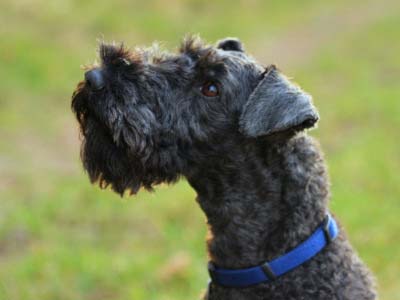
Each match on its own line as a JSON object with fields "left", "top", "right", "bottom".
{"left": 201, "top": 82, "right": 219, "bottom": 97}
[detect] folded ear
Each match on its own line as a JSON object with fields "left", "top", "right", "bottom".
{"left": 239, "top": 66, "right": 319, "bottom": 137}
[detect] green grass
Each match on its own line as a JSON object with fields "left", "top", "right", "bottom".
{"left": 1, "top": 0, "right": 399, "bottom": 299}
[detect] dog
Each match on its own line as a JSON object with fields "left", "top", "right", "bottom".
{"left": 71, "top": 36, "right": 376, "bottom": 299}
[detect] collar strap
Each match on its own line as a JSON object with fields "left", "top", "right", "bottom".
{"left": 208, "top": 214, "right": 339, "bottom": 288}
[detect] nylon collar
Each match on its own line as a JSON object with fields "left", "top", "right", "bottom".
{"left": 208, "top": 214, "right": 339, "bottom": 287}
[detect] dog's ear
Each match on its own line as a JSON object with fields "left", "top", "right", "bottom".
{"left": 239, "top": 66, "right": 319, "bottom": 137}
{"left": 217, "top": 38, "right": 244, "bottom": 52}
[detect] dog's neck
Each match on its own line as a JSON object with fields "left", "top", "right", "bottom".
{"left": 186, "top": 133, "right": 329, "bottom": 269}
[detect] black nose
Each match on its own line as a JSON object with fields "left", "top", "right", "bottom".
{"left": 85, "top": 68, "right": 105, "bottom": 90}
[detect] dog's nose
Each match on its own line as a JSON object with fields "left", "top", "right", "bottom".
{"left": 85, "top": 68, "right": 105, "bottom": 90}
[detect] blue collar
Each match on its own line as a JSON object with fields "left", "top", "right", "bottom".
{"left": 208, "top": 214, "right": 339, "bottom": 287}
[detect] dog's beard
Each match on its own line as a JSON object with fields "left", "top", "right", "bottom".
{"left": 82, "top": 117, "right": 147, "bottom": 195}
{"left": 72, "top": 87, "right": 182, "bottom": 195}
{"left": 71, "top": 85, "right": 144, "bottom": 195}
{"left": 81, "top": 119, "right": 183, "bottom": 195}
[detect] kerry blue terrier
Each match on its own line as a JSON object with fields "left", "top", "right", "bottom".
{"left": 71, "top": 36, "right": 376, "bottom": 299}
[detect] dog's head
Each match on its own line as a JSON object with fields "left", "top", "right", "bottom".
{"left": 72, "top": 36, "right": 318, "bottom": 195}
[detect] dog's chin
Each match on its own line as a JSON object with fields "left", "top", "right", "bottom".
{"left": 79, "top": 119, "right": 142, "bottom": 195}
{"left": 78, "top": 118, "right": 182, "bottom": 196}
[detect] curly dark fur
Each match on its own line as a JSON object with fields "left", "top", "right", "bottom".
{"left": 71, "top": 36, "right": 376, "bottom": 299}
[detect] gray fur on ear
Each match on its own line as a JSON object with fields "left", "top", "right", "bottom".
{"left": 239, "top": 66, "right": 319, "bottom": 137}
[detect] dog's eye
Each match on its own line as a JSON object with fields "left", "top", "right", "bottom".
{"left": 201, "top": 82, "right": 219, "bottom": 97}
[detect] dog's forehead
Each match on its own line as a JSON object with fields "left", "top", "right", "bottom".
{"left": 215, "top": 47, "right": 247, "bottom": 59}
{"left": 215, "top": 48, "right": 263, "bottom": 73}
{"left": 191, "top": 47, "right": 260, "bottom": 69}
{"left": 213, "top": 44, "right": 257, "bottom": 66}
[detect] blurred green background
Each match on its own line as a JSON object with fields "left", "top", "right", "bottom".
{"left": 1, "top": 0, "right": 399, "bottom": 299}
